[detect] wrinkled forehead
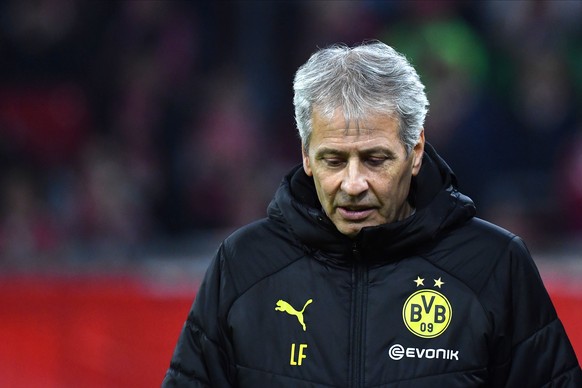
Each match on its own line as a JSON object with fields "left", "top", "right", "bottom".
{"left": 312, "top": 106, "right": 399, "bottom": 135}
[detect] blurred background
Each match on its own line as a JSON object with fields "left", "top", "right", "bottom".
{"left": 0, "top": 1, "right": 580, "bottom": 386}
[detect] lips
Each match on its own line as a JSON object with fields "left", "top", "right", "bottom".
{"left": 337, "top": 206, "right": 375, "bottom": 221}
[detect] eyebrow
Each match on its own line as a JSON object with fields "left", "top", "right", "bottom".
{"left": 315, "top": 146, "right": 398, "bottom": 159}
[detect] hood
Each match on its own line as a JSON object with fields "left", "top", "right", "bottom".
{"left": 267, "top": 143, "right": 476, "bottom": 264}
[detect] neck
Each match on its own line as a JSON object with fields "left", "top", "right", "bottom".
{"left": 397, "top": 202, "right": 415, "bottom": 222}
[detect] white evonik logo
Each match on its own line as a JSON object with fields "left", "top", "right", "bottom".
{"left": 389, "top": 344, "right": 459, "bottom": 361}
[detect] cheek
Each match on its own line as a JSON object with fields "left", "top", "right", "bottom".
{"left": 318, "top": 179, "right": 336, "bottom": 199}
{"left": 394, "top": 169, "right": 413, "bottom": 197}
{"left": 377, "top": 169, "right": 411, "bottom": 198}
{"left": 314, "top": 176, "right": 341, "bottom": 204}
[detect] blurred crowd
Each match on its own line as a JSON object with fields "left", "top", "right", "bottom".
{"left": 0, "top": 1, "right": 581, "bottom": 271}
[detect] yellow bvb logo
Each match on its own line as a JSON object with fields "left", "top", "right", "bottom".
{"left": 402, "top": 289, "right": 452, "bottom": 338}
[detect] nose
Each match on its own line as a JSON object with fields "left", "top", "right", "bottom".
{"left": 340, "top": 160, "right": 368, "bottom": 197}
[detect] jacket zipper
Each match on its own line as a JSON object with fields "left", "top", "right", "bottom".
{"left": 349, "top": 242, "right": 367, "bottom": 388}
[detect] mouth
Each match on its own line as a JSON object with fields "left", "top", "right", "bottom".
{"left": 337, "top": 206, "right": 375, "bottom": 221}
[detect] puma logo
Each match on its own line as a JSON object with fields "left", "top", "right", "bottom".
{"left": 275, "top": 299, "right": 313, "bottom": 331}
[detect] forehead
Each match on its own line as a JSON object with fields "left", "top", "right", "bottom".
{"left": 311, "top": 108, "right": 401, "bottom": 145}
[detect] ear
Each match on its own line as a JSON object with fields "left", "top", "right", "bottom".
{"left": 302, "top": 145, "right": 313, "bottom": 176}
{"left": 411, "top": 130, "right": 425, "bottom": 176}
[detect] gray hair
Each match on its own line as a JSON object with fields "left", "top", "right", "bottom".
{"left": 293, "top": 41, "right": 429, "bottom": 154}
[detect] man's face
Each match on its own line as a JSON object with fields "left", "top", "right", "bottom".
{"left": 302, "top": 109, "right": 424, "bottom": 238}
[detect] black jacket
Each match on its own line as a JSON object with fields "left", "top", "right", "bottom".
{"left": 163, "top": 144, "right": 581, "bottom": 387}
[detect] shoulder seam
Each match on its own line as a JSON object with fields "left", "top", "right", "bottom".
{"left": 416, "top": 232, "right": 518, "bottom": 335}
{"left": 232, "top": 252, "right": 307, "bottom": 298}
{"left": 222, "top": 251, "right": 308, "bottom": 319}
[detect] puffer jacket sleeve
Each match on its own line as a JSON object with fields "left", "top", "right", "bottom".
{"left": 493, "top": 237, "right": 582, "bottom": 387}
{"left": 162, "top": 245, "right": 236, "bottom": 387}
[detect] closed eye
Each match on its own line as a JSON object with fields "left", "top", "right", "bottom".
{"left": 366, "top": 157, "right": 387, "bottom": 167}
{"left": 365, "top": 153, "right": 396, "bottom": 167}
{"left": 323, "top": 158, "right": 345, "bottom": 168}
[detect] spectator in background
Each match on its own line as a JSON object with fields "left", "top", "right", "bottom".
{"left": 69, "top": 135, "right": 152, "bottom": 261}
{"left": 0, "top": 168, "right": 63, "bottom": 269}
{"left": 557, "top": 131, "right": 582, "bottom": 236}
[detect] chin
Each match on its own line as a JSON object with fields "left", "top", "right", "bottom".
{"left": 337, "top": 225, "right": 363, "bottom": 238}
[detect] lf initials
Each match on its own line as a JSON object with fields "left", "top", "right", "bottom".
{"left": 290, "top": 343, "right": 307, "bottom": 366}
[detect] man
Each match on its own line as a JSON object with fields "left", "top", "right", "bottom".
{"left": 163, "top": 41, "right": 581, "bottom": 387}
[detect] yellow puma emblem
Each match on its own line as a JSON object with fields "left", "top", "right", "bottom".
{"left": 275, "top": 299, "right": 313, "bottom": 331}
